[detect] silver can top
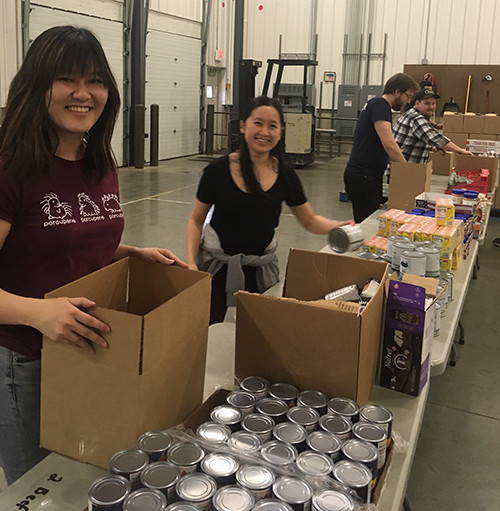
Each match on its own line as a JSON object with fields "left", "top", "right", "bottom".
{"left": 213, "top": 485, "right": 255, "bottom": 511}
{"left": 88, "top": 474, "right": 131, "bottom": 506}
{"left": 137, "top": 431, "right": 173, "bottom": 454}
{"left": 268, "top": 383, "right": 298, "bottom": 401}
{"left": 286, "top": 406, "right": 320, "bottom": 427}
{"left": 240, "top": 376, "right": 270, "bottom": 395}
{"left": 176, "top": 473, "right": 217, "bottom": 502}
{"left": 110, "top": 449, "right": 150, "bottom": 475}
{"left": 351, "top": 422, "right": 387, "bottom": 444}
{"left": 227, "top": 391, "right": 258, "bottom": 409}
{"left": 273, "top": 422, "right": 307, "bottom": 444}
{"left": 332, "top": 460, "right": 372, "bottom": 489}
{"left": 359, "top": 404, "right": 393, "bottom": 424}
{"left": 328, "top": 398, "right": 359, "bottom": 418}
{"left": 227, "top": 431, "right": 262, "bottom": 454}
{"left": 236, "top": 464, "right": 276, "bottom": 490}
{"left": 166, "top": 502, "right": 201, "bottom": 511}
{"left": 341, "top": 439, "right": 378, "bottom": 464}
{"left": 297, "top": 390, "right": 328, "bottom": 409}
{"left": 273, "top": 476, "right": 313, "bottom": 504}
{"left": 123, "top": 488, "right": 167, "bottom": 511}
{"left": 356, "top": 251, "right": 379, "bottom": 260}
{"left": 211, "top": 405, "right": 243, "bottom": 426}
{"left": 319, "top": 415, "right": 352, "bottom": 436}
{"left": 256, "top": 398, "right": 289, "bottom": 417}
{"left": 196, "top": 422, "right": 232, "bottom": 444}
{"left": 261, "top": 441, "right": 298, "bottom": 466}
{"left": 140, "top": 462, "right": 180, "bottom": 490}
{"left": 201, "top": 452, "right": 239, "bottom": 478}
{"left": 306, "top": 431, "right": 341, "bottom": 455}
{"left": 167, "top": 442, "right": 205, "bottom": 467}
{"left": 312, "top": 489, "right": 355, "bottom": 511}
{"left": 242, "top": 413, "right": 275, "bottom": 435}
{"left": 252, "top": 499, "right": 294, "bottom": 511}
{"left": 296, "top": 450, "right": 334, "bottom": 477}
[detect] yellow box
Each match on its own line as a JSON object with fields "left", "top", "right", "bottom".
{"left": 452, "top": 243, "right": 464, "bottom": 270}
{"left": 434, "top": 226, "right": 458, "bottom": 256}
{"left": 416, "top": 221, "right": 438, "bottom": 242}
{"left": 378, "top": 209, "right": 405, "bottom": 237}
{"left": 441, "top": 256, "right": 452, "bottom": 272}
{"left": 436, "top": 198, "right": 455, "bottom": 226}
{"left": 397, "top": 223, "right": 418, "bottom": 241}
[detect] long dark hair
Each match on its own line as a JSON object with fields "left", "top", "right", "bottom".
{"left": 238, "top": 96, "right": 294, "bottom": 195}
{"left": 0, "top": 25, "right": 120, "bottom": 182}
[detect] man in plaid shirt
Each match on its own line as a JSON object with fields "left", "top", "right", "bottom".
{"left": 393, "top": 89, "right": 471, "bottom": 163}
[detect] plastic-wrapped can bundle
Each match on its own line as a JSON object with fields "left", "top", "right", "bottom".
{"left": 328, "top": 225, "right": 364, "bottom": 253}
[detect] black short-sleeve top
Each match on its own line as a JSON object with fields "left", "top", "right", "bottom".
{"left": 196, "top": 155, "right": 307, "bottom": 256}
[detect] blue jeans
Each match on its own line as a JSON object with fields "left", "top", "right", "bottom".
{"left": 0, "top": 345, "right": 49, "bottom": 485}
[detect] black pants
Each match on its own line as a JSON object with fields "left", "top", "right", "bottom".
{"left": 344, "top": 168, "right": 383, "bottom": 224}
{"left": 210, "top": 265, "right": 259, "bottom": 324}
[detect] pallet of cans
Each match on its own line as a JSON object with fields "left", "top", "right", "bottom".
{"left": 88, "top": 377, "right": 396, "bottom": 510}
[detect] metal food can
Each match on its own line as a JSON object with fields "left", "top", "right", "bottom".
{"left": 417, "top": 246, "right": 441, "bottom": 278}
{"left": 226, "top": 391, "right": 258, "bottom": 416}
{"left": 359, "top": 404, "right": 393, "bottom": 448}
{"left": 109, "top": 449, "right": 150, "bottom": 491}
{"left": 236, "top": 464, "right": 276, "bottom": 501}
{"left": 445, "top": 271, "right": 454, "bottom": 301}
{"left": 331, "top": 461, "right": 372, "bottom": 504}
{"left": 438, "top": 279, "right": 449, "bottom": 309}
{"left": 261, "top": 441, "right": 299, "bottom": 466}
{"left": 240, "top": 376, "right": 270, "bottom": 400}
{"left": 227, "top": 431, "right": 262, "bottom": 455}
{"left": 123, "top": 488, "right": 167, "bottom": 511}
{"left": 137, "top": 431, "right": 173, "bottom": 462}
{"left": 210, "top": 405, "right": 243, "bottom": 432}
{"left": 391, "top": 242, "right": 415, "bottom": 272}
{"left": 140, "top": 462, "right": 180, "bottom": 504}
{"left": 329, "top": 225, "right": 364, "bottom": 253}
{"left": 341, "top": 439, "right": 378, "bottom": 487}
{"left": 356, "top": 251, "right": 380, "bottom": 260}
{"left": 400, "top": 250, "right": 426, "bottom": 278}
{"left": 273, "top": 422, "right": 308, "bottom": 452}
{"left": 295, "top": 450, "right": 334, "bottom": 480}
{"left": 166, "top": 503, "right": 202, "bottom": 511}
{"left": 327, "top": 397, "right": 360, "bottom": 423}
{"left": 196, "top": 422, "right": 232, "bottom": 445}
{"left": 175, "top": 473, "right": 217, "bottom": 511}
{"left": 286, "top": 407, "right": 320, "bottom": 433}
{"left": 436, "top": 285, "right": 447, "bottom": 317}
{"left": 434, "top": 303, "right": 441, "bottom": 337}
{"left": 200, "top": 452, "right": 239, "bottom": 487}
{"left": 351, "top": 422, "right": 387, "bottom": 471}
{"left": 256, "top": 398, "right": 289, "bottom": 424}
{"left": 273, "top": 476, "right": 313, "bottom": 511}
{"left": 318, "top": 415, "right": 352, "bottom": 441}
{"left": 387, "top": 235, "right": 409, "bottom": 263}
{"left": 306, "top": 431, "right": 342, "bottom": 463}
{"left": 241, "top": 413, "right": 275, "bottom": 442}
{"left": 167, "top": 442, "right": 205, "bottom": 476}
{"left": 268, "top": 383, "right": 299, "bottom": 407}
{"left": 253, "top": 499, "right": 294, "bottom": 511}
{"left": 311, "top": 489, "right": 356, "bottom": 511}
{"left": 213, "top": 485, "right": 255, "bottom": 511}
{"left": 88, "top": 474, "right": 131, "bottom": 511}
{"left": 297, "top": 391, "right": 328, "bottom": 416}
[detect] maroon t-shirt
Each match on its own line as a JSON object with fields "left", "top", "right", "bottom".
{"left": 0, "top": 155, "right": 125, "bottom": 358}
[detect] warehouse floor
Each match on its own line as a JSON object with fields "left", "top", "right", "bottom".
{"left": 1, "top": 155, "right": 499, "bottom": 509}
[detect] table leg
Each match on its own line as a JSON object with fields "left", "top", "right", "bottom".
{"left": 403, "top": 495, "right": 414, "bottom": 511}
{"left": 458, "top": 320, "right": 465, "bottom": 345}
{"left": 449, "top": 344, "right": 457, "bottom": 367}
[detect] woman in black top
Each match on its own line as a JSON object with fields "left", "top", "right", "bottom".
{"left": 186, "top": 96, "right": 353, "bottom": 323}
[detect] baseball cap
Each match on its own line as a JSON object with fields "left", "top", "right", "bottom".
{"left": 415, "top": 89, "right": 440, "bottom": 101}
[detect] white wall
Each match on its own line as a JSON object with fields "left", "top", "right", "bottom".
{"left": 149, "top": 0, "right": 202, "bottom": 23}
{"left": 0, "top": 0, "right": 22, "bottom": 107}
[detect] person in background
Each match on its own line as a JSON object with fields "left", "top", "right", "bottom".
{"left": 405, "top": 79, "right": 442, "bottom": 129}
{"left": 186, "top": 96, "right": 354, "bottom": 324}
{"left": 343, "top": 73, "right": 420, "bottom": 223}
{"left": 393, "top": 88, "right": 472, "bottom": 164}
{"left": 0, "top": 26, "right": 187, "bottom": 485}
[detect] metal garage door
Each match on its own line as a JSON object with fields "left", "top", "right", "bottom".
{"left": 145, "top": 30, "right": 200, "bottom": 161}
{"left": 30, "top": 5, "right": 125, "bottom": 166}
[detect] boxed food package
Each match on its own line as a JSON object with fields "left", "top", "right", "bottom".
{"left": 388, "top": 162, "right": 432, "bottom": 212}
{"left": 415, "top": 221, "right": 439, "bottom": 242}
{"left": 415, "top": 192, "right": 478, "bottom": 216}
{"left": 389, "top": 213, "right": 411, "bottom": 237}
{"left": 41, "top": 258, "right": 211, "bottom": 468}
{"left": 483, "top": 113, "right": 500, "bottom": 134}
{"left": 466, "top": 139, "right": 500, "bottom": 153}
{"left": 433, "top": 225, "right": 459, "bottom": 257}
{"left": 443, "top": 112, "right": 464, "bottom": 133}
{"left": 427, "top": 151, "right": 456, "bottom": 176}
{"left": 235, "top": 249, "right": 389, "bottom": 406}
{"left": 454, "top": 154, "right": 498, "bottom": 192}
{"left": 378, "top": 209, "right": 405, "bottom": 237}
{"left": 452, "top": 243, "right": 464, "bottom": 269}
{"left": 397, "top": 223, "right": 418, "bottom": 241}
{"left": 462, "top": 113, "right": 485, "bottom": 134}
{"left": 435, "top": 197, "right": 455, "bottom": 226}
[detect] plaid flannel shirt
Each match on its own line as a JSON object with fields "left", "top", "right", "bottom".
{"left": 393, "top": 107, "right": 450, "bottom": 164}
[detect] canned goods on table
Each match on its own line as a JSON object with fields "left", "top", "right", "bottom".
{"left": 261, "top": 441, "right": 298, "bottom": 466}
{"left": 88, "top": 474, "right": 131, "bottom": 511}
{"left": 273, "top": 422, "right": 308, "bottom": 452}
{"left": 434, "top": 303, "right": 441, "bottom": 337}
{"left": 227, "top": 431, "right": 262, "bottom": 454}
{"left": 253, "top": 499, "right": 294, "bottom": 511}
{"left": 137, "top": 431, "right": 173, "bottom": 462}
{"left": 306, "top": 431, "right": 342, "bottom": 462}
{"left": 213, "top": 485, "right": 255, "bottom": 511}
{"left": 240, "top": 376, "right": 270, "bottom": 399}
{"left": 436, "top": 285, "right": 447, "bottom": 317}
{"left": 417, "top": 246, "right": 441, "bottom": 278}
{"left": 166, "top": 503, "right": 202, "bottom": 511}
{"left": 391, "top": 242, "right": 415, "bottom": 272}
{"left": 176, "top": 473, "right": 217, "bottom": 511}
{"left": 236, "top": 464, "right": 276, "bottom": 501}
{"left": 273, "top": 476, "right": 313, "bottom": 511}
{"left": 341, "top": 439, "right": 378, "bottom": 487}
{"left": 109, "top": 449, "right": 150, "bottom": 490}
{"left": 286, "top": 407, "right": 320, "bottom": 433}
{"left": 226, "top": 391, "right": 258, "bottom": 416}
{"left": 444, "top": 271, "right": 454, "bottom": 301}
{"left": 295, "top": 450, "right": 334, "bottom": 479}
{"left": 438, "top": 279, "right": 449, "bottom": 309}
{"left": 318, "top": 415, "right": 352, "bottom": 441}
{"left": 359, "top": 404, "right": 393, "bottom": 447}
{"left": 400, "top": 250, "right": 426, "bottom": 278}
{"left": 211, "top": 405, "right": 243, "bottom": 432}
{"left": 241, "top": 413, "right": 275, "bottom": 442}
{"left": 311, "top": 489, "right": 355, "bottom": 511}
{"left": 256, "top": 398, "right": 289, "bottom": 424}
{"left": 269, "top": 383, "right": 299, "bottom": 407}
{"left": 329, "top": 225, "right": 364, "bottom": 253}
{"left": 297, "top": 390, "right": 328, "bottom": 416}
{"left": 167, "top": 442, "right": 205, "bottom": 476}
{"left": 140, "top": 462, "right": 180, "bottom": 504}
{"left": 196, "top": 422, "right": 232, "bottom": 444}
{"left": 331, "top": 461, "right": 372, "bottom": 504}
{"left": 356, "top": 251, "right": 380, "bottom": 260}
{"left": 200, "top": 452, "right": 239, "bottom": 486}
{"left": 351, "top": 422, "right": 387, "bottom": 470}
{"left": 387, "top": 235, "right": 409, "bottom": 263}
{"left": 327, "top": 397, "right": 359, "bottom": 423}
{"left": 123, "top": 488, "right": 167, "bottom": 511}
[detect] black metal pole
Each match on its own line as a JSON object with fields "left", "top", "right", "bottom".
{"left": 134, "top": 104, "right": 145, "bottom": 169}
{"left": 206, "top": 104, "right": 215, "bottom": 155}
{"left": 150, "top": 104, "right": 159, "bottom": 166}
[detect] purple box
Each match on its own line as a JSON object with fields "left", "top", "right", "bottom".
{"left": 380, "top": 280, "right": 435, "bottom": 396}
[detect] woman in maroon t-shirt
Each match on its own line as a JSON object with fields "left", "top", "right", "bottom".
{"left": 0, "top": 26, "right": 187, "bottom": 485}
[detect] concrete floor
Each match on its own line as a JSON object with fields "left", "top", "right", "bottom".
{"left": 1, "top": 154, "right": 499, "bottom": 508}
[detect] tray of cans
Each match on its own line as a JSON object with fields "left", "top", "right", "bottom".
{"left": 88, "top": 377, "right": 394, "bottom": 511}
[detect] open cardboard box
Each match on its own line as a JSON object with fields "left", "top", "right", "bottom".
{"left": 40, "top": 258, "right": 211, "bottom": 468}
{"left": 234, "top": 249, "right": 389, "bottom": 406}
{"left": 388, "top": 161, "right": 432, "bottom": 212}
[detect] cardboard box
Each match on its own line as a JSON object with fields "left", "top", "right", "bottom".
{"left": 466, "top": 139, "right": 500, "bottom": 153}
{"left": 235, "top": 249, "right": 389, "bottom": 406}
{"left": 443, "top": 131, "right": 468, "bottom": 148}
{"left": 388, "top": 162, "right": 432, "bottom": 212}
{"left": 443, "top": 112, "right": 463, "bottom": 133}
{"left": 454, "top": 154, "right": 498, "bottom": 192}
{"left": 462, "top": 113, "right": 485, "bottom": 134}
{"left": 427, "top": 151, "right": 456, "bottom": 176}
{"left": 450, "top": 169, "right": 489, "bottom": 194}
{"left": 469, "top": 133, "right": 496, "bottom": 141}
{"left": 483, "top": 114, "right": 500, "bottom": 134}
{"left": 41, "top": 258, "right": 211, "bottom": 468}
{"left": 415, "top": 191, "right": 477, "bottom": 216}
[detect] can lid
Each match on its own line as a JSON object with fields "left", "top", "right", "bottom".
{"left": 240, "top": 376, "right": 270, "bottom": 394}
{"left": 312, "top": 489, "right": 355, "bottom": 511}
{"left": 341, "top": 439, "right": 378, "bottom": 463}
{"left": 319, "top": 415, "right": 352, "bottom": 436}
{"left": 297, "top": 390, "right": 328, "bottom": 408}
{"left": 227, "top": 391, "right": 258, "bottom": 408}
{"left": 137, "top": 431, "right": 173, "bottom": 453}
{"left": 394, "top": 241, "right": 415, "bottom": 249}
{"left": 296, "top": 450, "right": 334, "bottom": 476}
{"left": 196, "top": 422, "right": 232, "bottom": 443}
{"left": 351, "top": 422, "right": 387, "bottom": 443}
{"left": 166, "top": 503, "right": 201, "bottom": 511}
{"left": 356, "top": 251, "right": 379, "bottom": 260}
{"left": 332, "top": 461, "right": 372, "bottom": 488}
{"left": 236, "top": 464, "right": 275, "bottom": 489}
{"left": 176, "top": 474, "right": 217, "bottom": 502}
{"left": 272, "top": 476, "right": 313, "bottom": 504}
{"left": 140, "top": 462, "right": 180, "bottom": 489}
{"left": 273, "top": 422, "right": 307, "bottom": 444}
{"left": 201, "top": 452, "right": 239, "bottom": 477}
{"left": 306, "top": 430, "right": 341, "bottom": 454}
{"left": 401, "top": 250, "right": 425, "bottom": 258}
{"left": 261, "top": 441, "right": 298, "bottom": 465}
{"left": 252, "top": 499, "right": 294, "bottom": 511}
{"left": 242, "top": 413, "right": 275, "bottom": 434}
{"left": 123, "top": 488, "right": 167, "bottom": 511}
{"left": 213, "top": 485, "right": 255, "bottom": 511}
{"left": 110, "top": 449, "right": 150, "bottom": 474}
{"left": 268, "top": 383, "right": 298, "bottom": 401}
{"left": 211, "top": 405, "right": 243, "bottom": 425}
{"left": 227, "top": 431, "right": 262, "bottom": 453}
{"left": 417, "top": 246, "right": 440, "bottom": 254}
{"left": 88, "top": 474, "right": 131, "bottom": 505}
{"left": 328, "top": 397, "right": 359, "bottom": 417}
{"left": 286, "top": 407, "right": 319, "bottom": 426}
{"left": 167, "top": 442, "right": 205, "bottom": 466}
{"left": 328, "top": 228, "right": 350, "bottom": 253}
{"left": 256, "top": 398, "right": 288, "bottom": 417}
{"left": 359, "top": 404, "right": 393, "bottom": 424}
